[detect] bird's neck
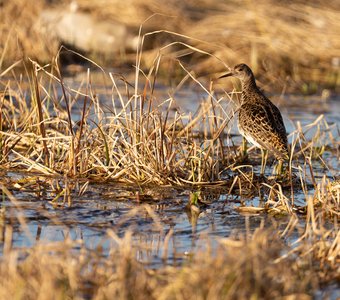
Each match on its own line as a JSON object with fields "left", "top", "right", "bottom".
{"left": 241, "top": 77, "right": 260, "bottom": 102}
{"left": 241, "top": 76, "right": 258, "bottom": 93}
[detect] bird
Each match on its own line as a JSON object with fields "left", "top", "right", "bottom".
{"left": 219, "top": 63, "right": 289, "bottom": 176}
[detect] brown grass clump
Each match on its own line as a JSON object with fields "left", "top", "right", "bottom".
{"left": 314, "top": 176, "right": 340, "bottom": 217}
{"left": 0, "top": 44, "right": 235, "bottom": 185}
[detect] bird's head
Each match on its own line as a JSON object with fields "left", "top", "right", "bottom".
{"left": 219, "top": 63, "right": 254, "bottom": 82}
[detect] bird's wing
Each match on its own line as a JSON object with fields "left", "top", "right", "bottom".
{"left": 239, "top": 103, "right": 288, "bottom": 159}
{"left": 268, "top": 101, "right": 286, "bottom": 134}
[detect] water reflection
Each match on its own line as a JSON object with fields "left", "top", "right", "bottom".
{"left": 0, "top": 178, "right": 269, "bottom": 266}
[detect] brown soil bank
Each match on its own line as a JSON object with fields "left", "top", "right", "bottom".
{"left": 1, "top": 0, "right": 340, "bottom": 92}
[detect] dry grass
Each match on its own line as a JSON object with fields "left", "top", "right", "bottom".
{"left": 1, "top": 0, "right": 340, "bottom": 90}
{"left": 0, "top": 44, "right": 233, "bottom": 185}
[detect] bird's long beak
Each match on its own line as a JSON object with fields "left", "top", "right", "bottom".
{"left": 218, "top": 72, "right": 233, "bottom": 79}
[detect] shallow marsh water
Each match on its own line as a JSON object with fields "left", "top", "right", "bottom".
{"left": 0, "top": 70, "right": 339, "bottom": 298}
{"left": 2, "top": 172, "right": 308, "bottom": 270}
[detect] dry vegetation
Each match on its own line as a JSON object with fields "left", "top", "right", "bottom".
{"left": 1, "top": 0, "right": 340, "bottom": 90}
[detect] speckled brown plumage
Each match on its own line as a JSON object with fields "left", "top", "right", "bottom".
{"left": 220, "top": 63, "right": 289, "bottom": 161}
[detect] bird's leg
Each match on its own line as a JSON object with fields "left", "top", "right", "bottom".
{"left": 241, "top": 136, "right": 248, "bottom": 159}
{"left": 260, "top": 149, "right": 268, "bottom": 176}
{"left": 275, "top": 159, "right": 284, "bottom": 176}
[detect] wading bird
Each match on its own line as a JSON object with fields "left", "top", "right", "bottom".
{"left": 219, "top": 63, "right": 289, "bottom": 176}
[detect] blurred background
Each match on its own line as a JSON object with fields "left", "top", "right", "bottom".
{"left": 1, "top": 0, "right": 339, "bottom": 92}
